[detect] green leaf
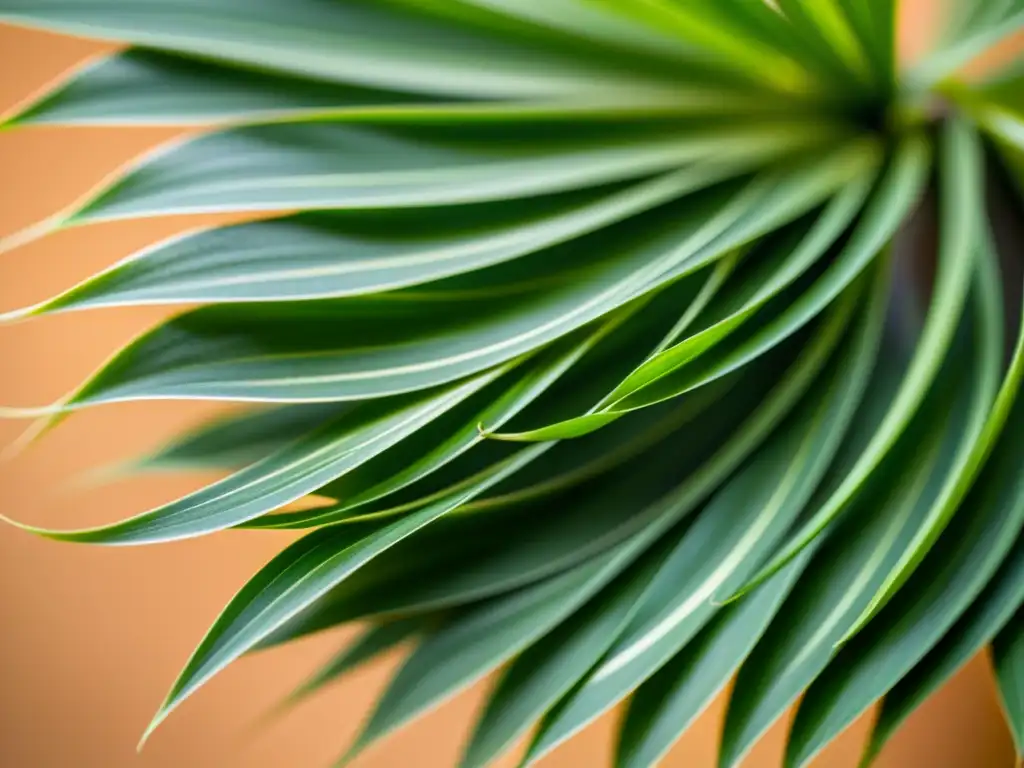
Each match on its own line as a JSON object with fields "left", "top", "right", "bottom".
{"left": 49, "top": 325, "right": 616, "bottom": 544}
{"left": 140, "top": 444, "right": 546, "bottom": 743}
{"left": 259, "top": 289, "right": 847, "bottom": 650}
{"left": 253, "top": 374, "right": 773, "bottom": 645}
{"left": 0, "top": 0, "right": 686, "bottom": 99}
{"left": 911, "top": 0, "right": 1024, "bottom": 88}
{"left": 718, "top": 315, "right": 970, "bottom": 768}
{"left": 459, "top": 546, "right": 667, "bottom": 768}
{"left": 520, "top": 275, "right": 881, "bottom": 765}
{"left": 8, "top": 371, "right": 504, "bottom": 544}
{"left": 21, "top": 167, "right": 742, "bottom": 312}
{"left": 430, "top": 0, "right": 730, "bottom": 65}
{"left": 784, "top": 264, "right": 1024, "bottom": 767}
{"left": 236, "top": 318, "right": 631, "bottom": 529}
{"left": 255, "top": 287, "right": 731, "bottom": 522}
{"left": 787, "top": 456, "right": 1022, "bottom": 767}
{"left": 737, "top": 120, "right": 977, "bottom": 597}
{"left": 599, "top": 177, "right": 874, "bottom": 407}
{"left": 65, "top": 120, "right": 832, "bottom": 223}
{"left": 460, "top": 384, "right": 729, "bottom": 517}
{"left": 994, "top": 605, "right": 1024, "bottom": 759}
{"left": 839, "top": 211, "right": 1007, "bottom": 640}
{"left": 53, "top": 148, "right": 867, "bottom": 409}
{"left": 489, "top": 140, "right": 895, "bottom": 441}
{"left": 251, "top": 382, "right": 722, "bottom": 530}
{"left": 4, "top": 49, "right": 439, "bottom": 127}
{"left": 345, "top": 534, "right": 658, "bottom": 763}
{"left": 775, "top": 0, "right": 873, "bottom": 89}
{"left": 864, "top": 531, "right": 1024, "bottom": 765}
{"left": 5, "top": 52, "right": 778, "bottom": 129}
{"left": 839, "top": 0, "right": 898, "bottom": 92}
{"left": 616, "top": 555, "right": 810, "bottom": 768}
{"left": 137, "top": 403, "right": 351, "bottom": 472}
{"left": 282, "top": 618, "right": 423, "bottom": 708}
{"left": 598, "top": 0, "right": 824, "bottom": 93}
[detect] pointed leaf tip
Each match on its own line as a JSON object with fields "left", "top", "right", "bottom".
{"left": 0, "top": 213, "right": 65, "bottom": 257}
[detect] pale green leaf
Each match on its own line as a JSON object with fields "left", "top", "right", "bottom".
{"left": 21, "top": 167, "right": 743, "bottom": 312}
{"left": 7, "top": 372, "right": 503, "bottom": 544}
{"left": 140, "top": 444, "right": 546, "bottom": 743}
{"left": 65, "top": 121, "right": 831, "bottom": 223}
{"left": 0, "top": 0, "right": 685, "bottom": 99}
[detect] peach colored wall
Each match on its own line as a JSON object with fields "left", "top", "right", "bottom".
{"left": 0, "top": 15, "right": 1017, "bottom": 768}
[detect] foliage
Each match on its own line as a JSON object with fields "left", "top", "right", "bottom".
{"left": 1, "top": 2, "right": 1023, "bottom": 766}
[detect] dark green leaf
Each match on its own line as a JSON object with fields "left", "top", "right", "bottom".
{"left": 521, "top": 274, "right": 883, "bottom": 765}
{"left": 137, "top": 403, "right": 350, "bottom": 472}
{"left": 460, "top": 547, "right": 668, "bottom": 768}
{"left": 12, "top": 169, "right": 738, "bottom": 311}
{"left": 994, "top": 605, "right": 1024, "bottom": 759}
{"left": 616, "top": 555, "right": 810, "bottom": 768}
{"left": 492, "top": 136, "right": 914, "bottom": 442}
{"left": 283, "top": 618, "right": 423, "bottom": 707}
{"left": 864, "top": 534, "right": 1024, "bottom": 766}
{"left": 785, "top": 265, "right": 1024, "bottom": 766}
{"left": 53, "top": 147, "right": 868, "bottom": 408}
{"left": 258, "top": 290, "right": 844, "bottom": 649}
{"left": 140, "top": 444, "right": 546, "bottom": 742}
{"left": 346, "top": 534, "right": 657, "bottom": 763}
{"left": 718, "top": 308, "right": 968, "bottom": 768}
{"left": 738, "top": 121, "right": 977, "bottom": 597}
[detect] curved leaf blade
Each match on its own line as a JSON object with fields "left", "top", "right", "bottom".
{"left": 69, "top": 121, "right": 832, "bottom": 222}
{"left": 521, "top": 279, "right": 879, "bottom": 765}
{"left": 864, "top": 533, "right": 1024, "bottom": 766}
{"left": 737, "top": 120, "right": 977, "bottom": 597}
{"left": 345, "top": 535, "right": 656, "bottom": 763}
{"left": 0, "top": 0, "right": 685, "bottom": 99}
{"left": 24, "top": 166, "right": 743, "bottom": 312}
{"left": 9, "top": 372, "right": 503, "bottom": 544}
{"left": 782, "top": 264, "right": 1024, "bottom": 767}
{"left": 459, "top": 546, "right": 666, "bottom": 768}
{"left": 140, "top": 444, "right": 546, "bottom": 743}
{"left": 282, "top": 618, "right": 423, "bottom": 709}
{"left": 616, "top": 555, "right": 809, "bottom": 768}
{"left": 994, "top": 605, "right": 1024, "bottom": 759}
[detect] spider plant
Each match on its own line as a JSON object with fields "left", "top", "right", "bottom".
{"left": 1, "top": 2, "right": 1022, "bottom": 767}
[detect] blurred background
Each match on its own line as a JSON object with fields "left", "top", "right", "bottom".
{"left": 0, "top": 3, "right": 1020, "bottom": 767}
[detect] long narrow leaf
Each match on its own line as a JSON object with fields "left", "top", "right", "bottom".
{"left": 140, "top": 444, "right": 547, "bottom": 743}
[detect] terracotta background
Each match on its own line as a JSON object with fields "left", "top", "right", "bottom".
{"left": 0, "top": 5, "right": 1019, "bottom": 767}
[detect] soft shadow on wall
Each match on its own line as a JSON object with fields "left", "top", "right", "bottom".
{"left": 0, "top": 7, "right": 1019, "bottom": 768}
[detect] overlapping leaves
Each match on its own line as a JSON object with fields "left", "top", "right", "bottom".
{"left": 1, "top": 2, "right": 1022, "bottom": 767}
